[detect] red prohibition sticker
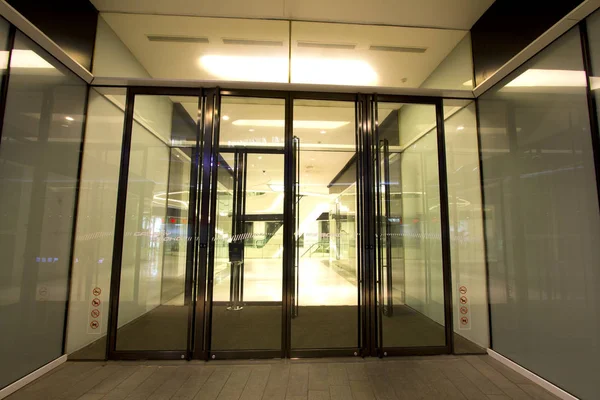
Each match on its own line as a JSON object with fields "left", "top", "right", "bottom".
{"left": 460, "top": 306, "right": 468, "bottom": 314}
{"left": 92, "top": 298, "right": 101, "bottom": 307}
{"left": 92, "top": 287, "right": 102, "bottom": 296}
{"left": 90, "top": 320, "right": 99, "bottom": 329}
{"left": 91, "top": 309, "right": 100, "bottom": 318}
{"left": 460, "top": 316, "right": 469, "bottom": 325}
{"left": 459, "top": 286, "right": 467, "bottom": 294}
{"left": 459, "top": 296, "right": 468, "bottom": 305}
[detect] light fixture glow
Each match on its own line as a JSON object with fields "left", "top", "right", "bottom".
{"left": 292, "top": 57, "right": 377, "bottom": 86}
{"left": 0, "top": 50, "right": 55, "bottom": 69}
{"left": 65, "top": 116, "right": 74, "bottom": 121}
{"left": 199, "top": 55, "right": 377, "bottom": 85}
{"left": 456, "top": 125, "right": 464, "bottom": 131}
{"left": 463, "top": 79, "right": 473, "bottom": 87}
{"left": 320, "top": 130, "right": 326, "bottom": 134}
{"left": 222, "top": 115, "right": 230, "bottom": 121}
{"left": 233, "top": 119, "right": 349, "bottom": 129}
{"left": 248, "top": 128, "right": 255, "bottom": 132}
{"left": 506, "top": 69, "right": 586, "bottom": 88}
{"left": 200, "top": 55, "right": 288, "bottom": 82}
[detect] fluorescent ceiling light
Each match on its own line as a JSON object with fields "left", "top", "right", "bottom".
{"left": 200, "top": 55, "right": 288, "bottom": 82}
{"left": 506, "top": 69, "right": 586, "bottom": 87}
{"left": 292, "top": 57, "right": 377, "bottom": 86}
{"left": 233, "top": 119, "right": 349, "bottom": 129}
{"left": 199, "top": 55, "right": 377, "bottom": 86}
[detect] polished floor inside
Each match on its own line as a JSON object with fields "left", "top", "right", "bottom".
{"left": 7, "top": 356, "right": 559, "bottom": 400}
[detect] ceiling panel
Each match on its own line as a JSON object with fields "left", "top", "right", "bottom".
{"left": 91, "top": 0, "right": 495, "bottom": 30}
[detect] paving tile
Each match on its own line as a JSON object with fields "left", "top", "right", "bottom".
{"left": 5, "top": 356, "right": 561, "bottom": 400}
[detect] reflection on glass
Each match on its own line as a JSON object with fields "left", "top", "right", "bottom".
{"left": 376, "top": 102, "right": 446, "bottom": 348}
{"left": 115, "top": 95, "right": 199, "bottom": 351}
{"left": 67, "top": 88, "right": 126, "bottom": 360}
{"left": 443, "top": 100, "right": 488, "bottom": 354}
{"left": 291, "top": 21, "right": 470, "bottom": 89}
{"left": 291, "top": 100, "right": 358, "bottom": 349}
{"left": 0, "top": 30, "right": 88, "bottom": 387}
{"left": 210, "top": 97, "right": 284, "bottom": 351}
{"left": 479, "top": 25, "right": 600, "bottom": 400}
{"left": 220, "top": 97, "right": 285, "bottom": 148}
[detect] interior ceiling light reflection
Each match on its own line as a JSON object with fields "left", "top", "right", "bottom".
{"left": 199, "top": 55, "right": 377, "bottom": 85}
{"left": 232, "top": 119, "right": 349, "bottom": 129}
{"left": 505, "top": 69, "right": 586, "bottom": 87}
{"left": 0, "top": 50, "right": 55, "bottom": 69}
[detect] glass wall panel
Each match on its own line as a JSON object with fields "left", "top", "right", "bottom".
{"left": 291, "top": 99, "right": 358, "bottom": 349}
{"left": 210, "top": 96, "right": 285, "bottom": 351}
{"left": 115, "top": 95, "right": 200, "bottom": 351}
{"left": 93, "top": 13, "right": 289, "bottom": 83}
{"left": 291, "top": 22, "right": 472, "bottom": 89}
{"left": 0, "top": 31, "right": 87, "bottom": 387}
{"left": 376, "top": 102, "right": 446, "bottom": 348}
{"left": 443, "top": 100, "right": 488, "bottom": 353}
{"left": 66, "top": 87, "right": 126, "bottom": 360}
{"left": 478, "top": 26, "right": 600, "bottom": 399}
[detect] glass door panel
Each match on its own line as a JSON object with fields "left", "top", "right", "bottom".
{"left": 114, "top": 95, "right": 200, "bottom": 352}
{"left": 290, "top": 99, "right": 360, "bottom": 351}
{"left": 375, "top": 101, "right": 447, "bottom": 350}
{"left": 209, "top": 97, "right": 285, "bottom": 352}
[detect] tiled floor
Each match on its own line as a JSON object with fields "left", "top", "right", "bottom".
{"left": 6, "top": 355, "right": 560, "bottom": 400}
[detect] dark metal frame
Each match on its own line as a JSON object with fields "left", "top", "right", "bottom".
{"left": 580, "top": 20, "right": 600, "bottom": 214}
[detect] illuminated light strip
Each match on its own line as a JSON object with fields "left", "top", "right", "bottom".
{"left": 505, "top": 68, "right": 586, "bottom": 87}
{"left": 232, "top": 119, "right": 350, "bottom": 129}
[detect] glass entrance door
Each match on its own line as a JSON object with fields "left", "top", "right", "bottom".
{"left": 373, "top": 97, "right": 452, "bottom": 355}
{"left": 204, "top": 95, "right": 286, "bottom": 358}
{"left": 289, "top": 97, "right": 362, "bottom": 357}
{"left": 107, "top": 89, "right": 454, "bottom": 360}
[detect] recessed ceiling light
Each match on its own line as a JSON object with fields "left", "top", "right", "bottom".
{"left": 249, "top": 128, "right": 255, "bottom": 132}
{"left": 233, "top": 120, "right": 349, "bottom": 129}
{"left": 320, "top": 130, "right": 326, "bottom": 134}
{"left": 258, "top": 156, "right": 262, "bottom": 160}
{"left": 222, "top": 115, "right": 230, "bottom": 121}
{"left": 65, "top": 116, "right": 74, "bottom": 121}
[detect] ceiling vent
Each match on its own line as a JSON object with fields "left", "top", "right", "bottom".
{"left": 297, "top": 41, "right": 356, "bottom": 50}
{"left": 147, "top": 35, "right": 209, "bottom": 43}
{"left": 369, "top": 45, "right": 427, "bottom": 53}
{"left": 222, "top": 38, "right": 283, "bottom": 46}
